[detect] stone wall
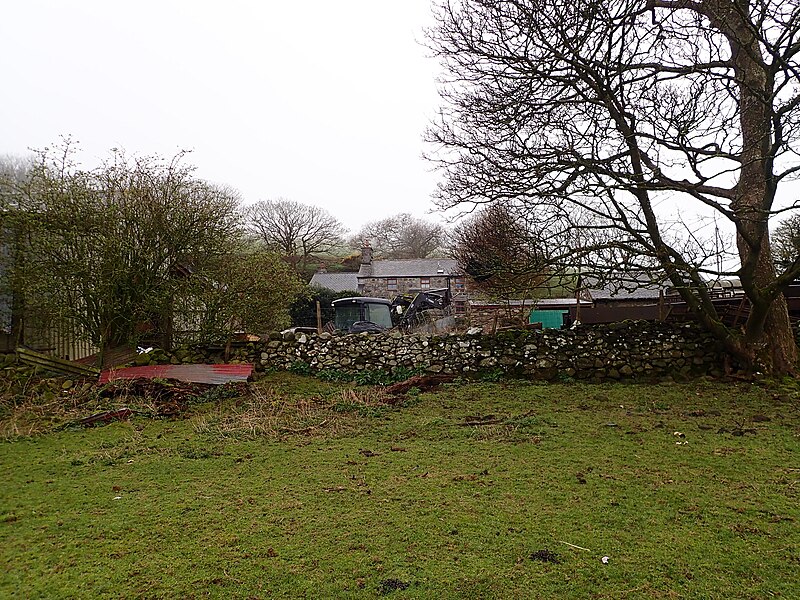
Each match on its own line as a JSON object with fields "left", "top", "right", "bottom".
{"left": 179, "top": 321, "right": 735, "bottom": 382}
{"left": 360, "top": 275, "right": 457, "bottom": 298}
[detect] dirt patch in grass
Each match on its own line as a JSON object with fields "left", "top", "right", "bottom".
{"left": 529, "top": 549, "right": 561, "bottom": 564}
{"left": 377, "top": 578, "right": 410, "bottom": 594}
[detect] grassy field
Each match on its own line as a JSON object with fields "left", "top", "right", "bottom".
{"left": 1, "top": 372, "right": 799, "bottom": 599}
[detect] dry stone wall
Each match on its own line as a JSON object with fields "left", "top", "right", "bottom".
{"left": 183, "top": 321, "right": 735, "bottom": 382}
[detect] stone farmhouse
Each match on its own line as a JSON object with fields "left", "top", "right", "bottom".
{"left": 356, "top": 247, "right": 466, "bottom": 298}
{"left": 355, "top": 258, "right": 465, "bottom": 300}
{"left": 310, "top": 247, "right": 469, "bottom": 315}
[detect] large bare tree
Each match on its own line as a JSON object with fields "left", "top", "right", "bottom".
{"left": 246, "top": 198, "right": 345, "bottom": 274}
{"left": 350, "top": 213, "right": 445, "bottom": 259}
{"left": 427, "top": 0, "right": 800, "bottom": 373}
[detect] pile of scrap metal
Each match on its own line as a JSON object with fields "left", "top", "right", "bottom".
{"left": 391, "top": 288, "right": 452, "bottom": 331}
{"left": 15, "top": 347, "right": 254, "bottom": 427}
{"left": 97, "top": 363, "right": 253, "bottom": 385}
{"left": 95, "top": 364, "right": 254, "bottom": 417}
{"left": 17, "top": 347, "right": 253, "bottom": 386}
{"left": 16, "top": 347, "right": 101, "bottom": 378}
{"left": 332, "top": 289, "right": 452, "bottom": 334}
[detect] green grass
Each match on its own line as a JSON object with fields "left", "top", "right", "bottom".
{"left": 1, "top": 374, "right": 799, "bottom": 598}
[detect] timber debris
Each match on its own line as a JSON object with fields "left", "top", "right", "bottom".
{"left": 384, "top": 374, "right": 456, "bottom": 396}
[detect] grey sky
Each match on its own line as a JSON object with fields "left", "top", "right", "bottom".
{"left": 4, "top": 0, "right": 795, "bottom": 254}
{"left": 1, "top": 1, "right": 443, "bottom": 232}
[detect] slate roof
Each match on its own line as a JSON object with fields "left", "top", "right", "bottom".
{"left": 358, "top": 258, "right": 460, "bottom": 279}
{"left": 309, "top": 272, "right": 359, "bottom": 293}
{"left": 585, "top": 274, "right": 667, "bottom": 301}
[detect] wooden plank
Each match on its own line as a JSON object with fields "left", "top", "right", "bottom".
{"left": 16, "top": 347, "right": 100, "bottom": 378}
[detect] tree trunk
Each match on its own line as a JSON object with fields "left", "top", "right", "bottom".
{"left": 758, "top": 294, "right": 798, "bottom": 374}
{"left": 739, "top": 227, "right": 798, "bottom": 374}
{"left": 708, "top": 0, "right": 799, "bottom": 374}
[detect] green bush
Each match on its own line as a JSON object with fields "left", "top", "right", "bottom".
{"left": 289, "top": 361, "right": 313, "bottom": 376}
{"left": 316, "top": 369, "right": 352, "bottom": 382}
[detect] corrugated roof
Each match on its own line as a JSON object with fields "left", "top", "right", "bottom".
{"left": 709, "top": 277, "right": 742, "bottom": 289}
{"left": 359, "top": 258, "right": 459, "bottom": 278}
{"left": 309, "top": 272, "right": 359, "bottom": 292}
{"left": 469, "top": 297, "right": 589, "bottom": 308}
{"left": 469, "top": 298, "right": 539, "bottom": 307}
{"left": 99, "top": 364, "right": 253, "bottom": 385}
{"left": 588, "top": 286, "right": 663, "bottom": 300}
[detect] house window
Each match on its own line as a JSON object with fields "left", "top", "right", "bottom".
{"left": 454, "top": 300, "right": 467, "bottom": 315}
{"left": 387, "top": 278, "right": 397, "bottom": 291}
{"left": 454, "top": 277, "right": 466, "bottom": 290}
{"left": 420, "top": 277, "right": 430, "bottom": 289}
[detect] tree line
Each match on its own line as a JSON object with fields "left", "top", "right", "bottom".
{"left": 246, "top": 199, "right": 448, "bottom": 272}
{"left": 0, "top": 141, "right": 449, "bottom": 362}
{"left": 0, "top": 144, "right": 312, "bottom": 362}
{"left": 4, "top": 0, "right": 800, "bottom": 375}
{"left": 2, "top": 138, "right": 798, "bottom": 371}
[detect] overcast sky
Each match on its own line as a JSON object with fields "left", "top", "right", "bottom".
{"left": 0, "top": 1, "right": 444, "bottom": 232}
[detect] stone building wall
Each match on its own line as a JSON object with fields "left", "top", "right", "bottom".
{"left": 466, "top": 303, "right": 537, "bottom": 332}
{"left": 360, "top": 276, "right": 456, "bottom": 298}
{"left": 179, "top": 321, "right": 735, "bottom": 382}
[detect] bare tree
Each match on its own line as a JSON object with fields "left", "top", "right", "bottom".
{"left": 452, "top": 204, "right": 548, "bottom": 293}
{"left": 246, "top": 198, "right": 345, "bottom": 274}
{"left": 351, "top": 213, "right": 445, "bottom": 259}
{"left": 427, "top": 0, "right": 800, "bottom": 373}
{"left": 0, "top": 154, "right": 35, "bottom": 344}
{"left": 0, "top": 154, "right": 35, "bottom": 189}
{"left": 773, "top": 214, "right": 800, "bottom": 270}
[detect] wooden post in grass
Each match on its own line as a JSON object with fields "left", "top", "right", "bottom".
{"left": 316, "top": 301, "right": 322, "bottom": 333}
